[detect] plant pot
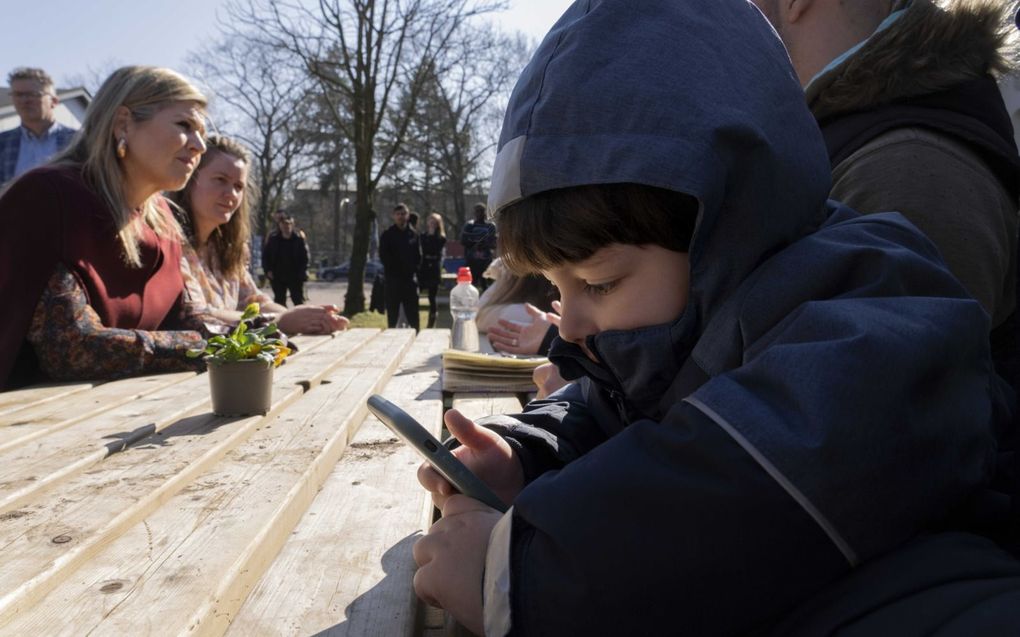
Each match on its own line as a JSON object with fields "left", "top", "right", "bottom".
{"left": 206, "top": 358, "right": 274, "bottom": 416}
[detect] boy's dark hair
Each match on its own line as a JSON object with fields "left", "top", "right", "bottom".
{"left": 496, "top": 183, "right": 698, "bottom": 274}
{"left": 393, "top": 203, "right": 409, "bottom": 213}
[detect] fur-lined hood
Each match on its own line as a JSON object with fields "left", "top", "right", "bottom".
{"left": 810, "top": 0, "right": 1019, "bottom": 120}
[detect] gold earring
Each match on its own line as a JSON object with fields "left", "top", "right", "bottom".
{"left": 116, "top": 138, "right": 127, "bottom": 159}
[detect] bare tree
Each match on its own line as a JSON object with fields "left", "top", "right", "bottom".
{"left": 227, "top": 0, "right": 505, "bottom": 315}
{"left": 389, "top": 24, "right": 530, "bottom": 234}
{"left": 62, "top": 59, "right": 124, "bottom": 94}
{"left": 187, "top": 36, "right": 318, "bottom": 240}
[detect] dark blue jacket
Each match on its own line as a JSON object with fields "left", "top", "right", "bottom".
{"left": 478, "top": 0, "right": 1015, "bottom": 634}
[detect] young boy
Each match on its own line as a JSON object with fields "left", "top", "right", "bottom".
{"left": 413, "top": 1, "right": 1019, "bottom": 634}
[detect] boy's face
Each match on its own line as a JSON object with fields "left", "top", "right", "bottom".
{"left": 544, "top": 244, "right": 690, "bottom": 360}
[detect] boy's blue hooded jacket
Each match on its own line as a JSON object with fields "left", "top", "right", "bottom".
{"left": 477, "top": 0, "right": 1014, "bottom": 634}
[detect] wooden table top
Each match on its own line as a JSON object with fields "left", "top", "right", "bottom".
{"left": 0, "top": 329, "right": 524, "bottom": 636}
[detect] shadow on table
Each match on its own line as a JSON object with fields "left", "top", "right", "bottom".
{"left": 310, "top": 532, "right": 429, "bottom": 637}
{"left": 101, "top": 412, "right": 235, "bottom": 454}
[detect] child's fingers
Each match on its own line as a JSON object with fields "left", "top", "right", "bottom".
{"left": 444, "top": 409, "right": 502, "bottom": 452}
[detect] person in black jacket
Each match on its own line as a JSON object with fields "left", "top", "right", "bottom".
{"left": 419, "top": 212, "right": 447, "bottom": 328}
{"left": 378, "top": 203, "right": 421, "bottom": 330}
{"left": 261, "top": 214, "right": 309, "bottom": 306}
{"left": 460, "top": 203, "right": 497, "bottom": 291}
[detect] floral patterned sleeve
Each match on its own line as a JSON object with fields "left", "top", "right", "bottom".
{"left": 26, "top": 264, "right": 207, "bottom": 381}
{"left": 238, "top": 266, "right": 273, "bottom": 309}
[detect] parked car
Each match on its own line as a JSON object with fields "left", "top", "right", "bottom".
{"left": 317, "top": 260, "right": 384, "bottom": 281}
{"left": 442, "top": 256, "right": 465, "bottom": 274}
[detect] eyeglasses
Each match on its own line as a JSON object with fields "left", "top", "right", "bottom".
{"left": 10, "top": 91, "right": 51, "bottom": 100}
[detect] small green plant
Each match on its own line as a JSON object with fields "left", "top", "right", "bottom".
{"left": 187, "top": 303, "right": 291, "bottom": 367}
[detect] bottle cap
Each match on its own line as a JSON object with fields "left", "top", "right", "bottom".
{"left": 457, "top": 266, "right": 472, "bottom": 284}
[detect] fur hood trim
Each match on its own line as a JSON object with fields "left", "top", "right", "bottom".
{"left": 810, "top": 0, "right": 1018, "bottom": 120}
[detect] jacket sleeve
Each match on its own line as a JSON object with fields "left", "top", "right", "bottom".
{"left": 378, "top": 230, "right": 391, "bottom": 270}
{"left": 475, "top": 381, "right": 609, "bottom": 483}
{"left": 831, "top": 128, "right": 1016, "bottom": 324}
{"left": 483, "top": 400, "right": 852, "bottom": 636}
{"left": 26, "top": 264, "right": 206, "bottom": 381}
{"left": 297, "top": 234, "right": 310, "bottom": 280}
{"left": 261, "top": 236, "right": 274, "bottom": 272}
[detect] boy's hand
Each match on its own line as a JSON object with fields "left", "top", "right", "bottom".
{"left": 417, "top": 409, "right": 524, "bottom": 510}
{"left": 533, "top": 362, "right": 571, "bottom": 399}
{"left": 413, "top": 495, "right": 502, "bottom": 636}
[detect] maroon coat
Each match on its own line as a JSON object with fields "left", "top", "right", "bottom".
{"left": 0, "top": 165, "right": 186, "bottom": 388}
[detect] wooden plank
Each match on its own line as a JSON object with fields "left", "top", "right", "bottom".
{"left": 0, "top": 329, "right": 416, "bottom": 636}
{"left": 0, "top": 332, "right": 349, "bottom": 516}
{"left": 0, "top": 330, "right": 379, "bottom": 626}
{"left": 227, "top": 329, "right": 449, "bottom": 637}
{"left": 451, "top": 394, "right": 524, "bottom": 425}
{"left": 0, "top": 382, "right": 98, "bottom": 419}
{"left": 0, "top": 372, "right": 196, "bottom": 452}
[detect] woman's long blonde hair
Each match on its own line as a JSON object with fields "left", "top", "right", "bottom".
{"left": 425, "top": 212, "right": 446, "bottom": 237}
{"left": 53, "top": 66, "right": 207, "bottom": 266}
{"left": 167, "top": 135, "right": 255, "bottom": 280}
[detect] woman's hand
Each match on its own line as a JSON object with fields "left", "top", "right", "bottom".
{"left": 277, "top": 304, "right": 350, "bottom": 335}
{"left": 417, "top": 409, "right": 524, "bottom": 510}
{"left": 413, "top": 495, "right": 500, "bottom": 636}
{"left": 487, "top": 302, "right": 561, "bottom": 355}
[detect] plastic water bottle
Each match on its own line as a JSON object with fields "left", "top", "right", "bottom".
{"left": 450, "top": 267, "right": 479, "bottom": 351}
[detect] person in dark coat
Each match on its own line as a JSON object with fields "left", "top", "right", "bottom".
{"left": 418, "top": 212, "right": 447, "bottom": 328}
{"left": 459, "top": 203, "right": 497, "bottom": 291}
{"left": 378, "top": 203, "right": 421, "bottom": 331}
{"left": 409, "top": 1, "right": 1020, "bottom": 635}
{"left": 261, "top": 214, "right": 309, "bottom": 306}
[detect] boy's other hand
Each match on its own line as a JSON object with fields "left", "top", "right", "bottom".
{"left": 413, "top": 495, "right": 500, "bottom": 635}
{"left": 417, "top": 409, "right": 524, "bottom": 510}
{"left": 533, "top": 362, "right": 570, "bottom": 399}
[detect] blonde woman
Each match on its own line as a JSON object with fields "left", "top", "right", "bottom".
{"left": 0, "top": 66, "right": 213, "bottom": 389}
{"left": 168, "top": 135, "right": 348, "bottom": 334}
{"left": 418, "top": 212, "right": 447, "bottom": 328}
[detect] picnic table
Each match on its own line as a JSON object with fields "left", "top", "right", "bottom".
{"left": 0, "top": 329, "right": 525, "bottom": 636}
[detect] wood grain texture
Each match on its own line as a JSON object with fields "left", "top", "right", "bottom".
{"left": 0, "top": 382, "right": 97, "bottom": 419}
{"left": 0, "top": 372, "right": 195, "bottom": 450}
{"left": 0, "top": 331, "right": 378, "bottom": 628}
{"left": 0, "top": 330, "right": 415, "bottom": 636}
{"left": 0, "top": 334, "right": 346, "bottom": 516}
{"left": 226, "top": 329, "right": 449, "bottom": 637}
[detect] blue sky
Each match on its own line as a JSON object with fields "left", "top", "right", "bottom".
{"left": 2, "top": 0, "right": 572, "bottom": 89}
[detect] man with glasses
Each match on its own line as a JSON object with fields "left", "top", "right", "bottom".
{"left": 1, "top": 67, "right": 77, "bottom": 186}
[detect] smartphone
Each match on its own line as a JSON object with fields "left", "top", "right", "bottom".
{"left": 366, "top": 394, "right": 508, "bottom": 513}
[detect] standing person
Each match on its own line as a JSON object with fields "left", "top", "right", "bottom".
{"left": 460, "top": 203, "right": 497, "bottom": 291}
{"left": 0, "top": 66, "right": 213, "bottom": 389}
{"left": 379, "top": 203, "right": 421, "bottom": 331}
{"left": 168, "top": 135, "right": 349, "bottom": 335}
{"left": 410, "top": 1, "right": 1020, "bottom": 634}
{"left": 261, "top": 214, "right": 309, "bottom": 307}
{"left": 419, "top": 212, "right": 447, "bottom": 328}
{"left": 750, "top": 0, "right": 1020, "bottom": 390}
{"left": 0, "top": 67, "right": 77, "bottom": 186}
